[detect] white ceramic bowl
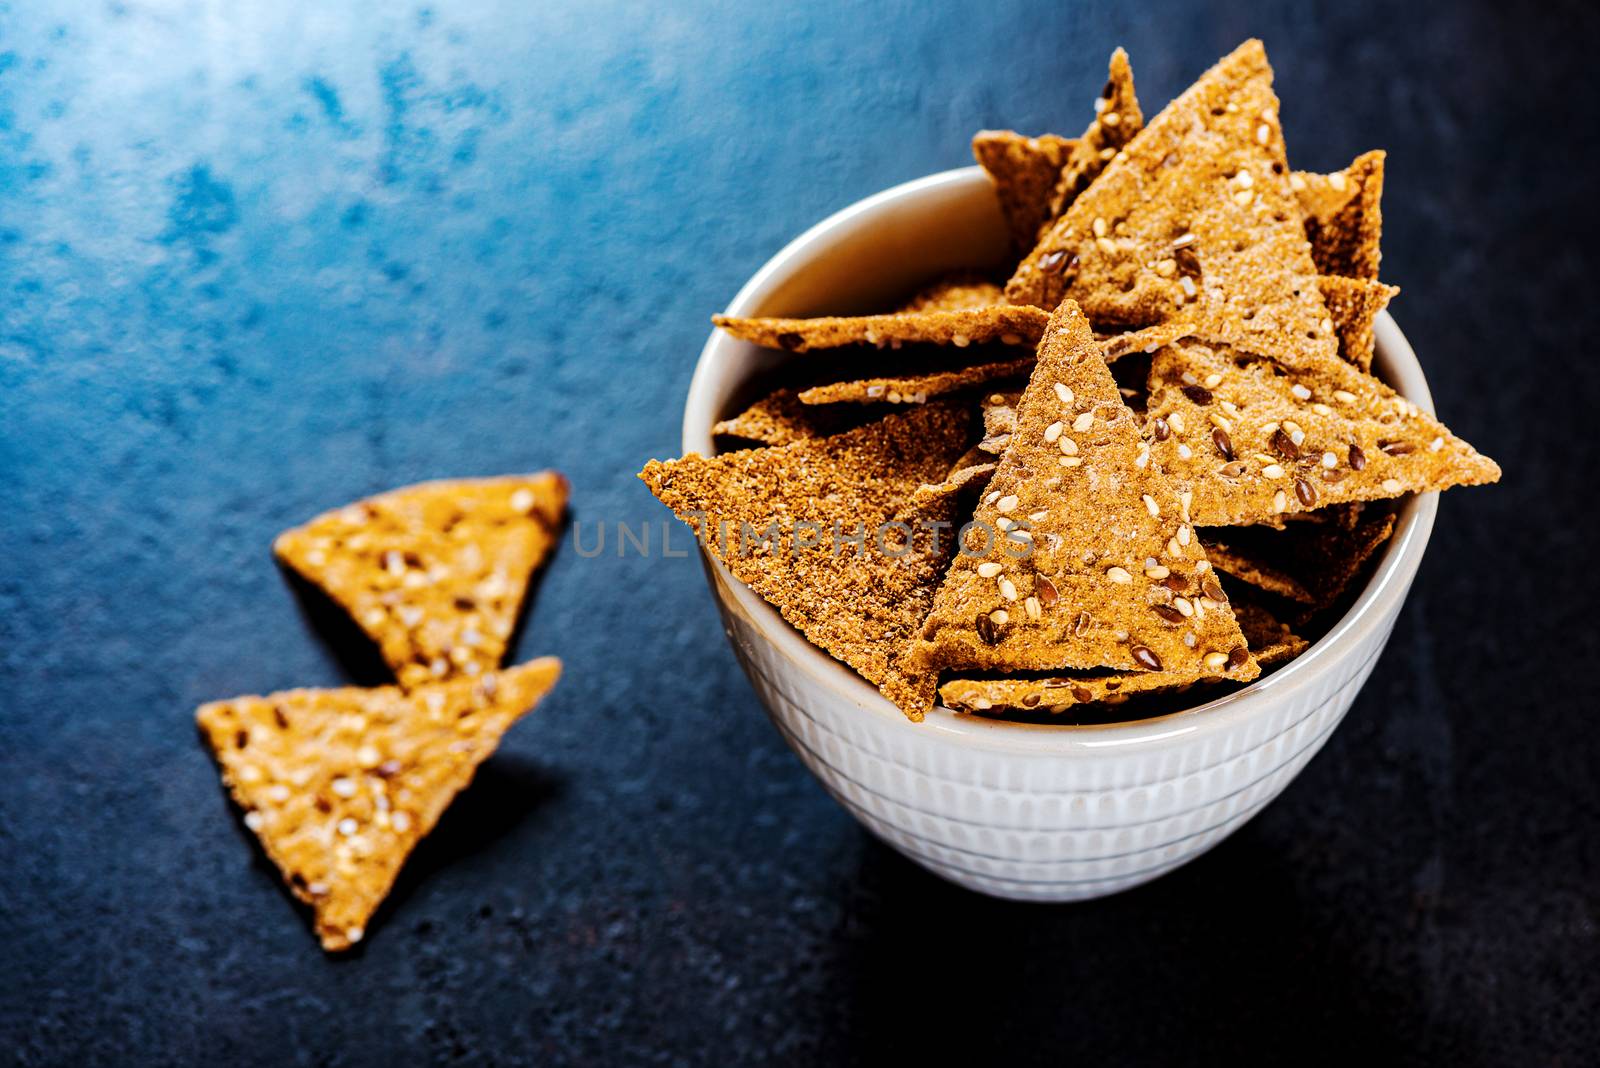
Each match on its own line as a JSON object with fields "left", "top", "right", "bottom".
{"left": 682, "top": 167, "right": 1437, "bottom": 901}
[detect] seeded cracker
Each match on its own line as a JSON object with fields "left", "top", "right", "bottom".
{"left": 1048, "top": 47, "right": 1145, "bottom": 217}
{"left": 1144, "top": 338, "right": 1500, "bottom": 526}
{"left": 713, "top": 387, "right": 878, "bottom": 445}
{"left": 275, "top": 475, "right": 566, "bottom": 689}
{"left": 1005, "top": 40, "right": 1340, "bottom": 369}
{"left": 895, "top": 276, "right": 1006, "bottom": 313}
{"left": 909, "top": 301, "right": 1258, "bottom": 695}
{"left": 938, "top": 599, "right": 1301, "bottom": 715}
{"left": 640, "top": 404, "right": 972, "bottom": 719}
{"left": 712, "top": 305, "right": 1049, "bottom": 354}
{"left": 798, "top": 357, "right": 1035, "bottom": 406}
{"left": 1320, "top": 275, "right": 1399, "bottom": 372}
{"left": 1198, "top": 535, "right": 1315, "bottom": 604}
{"left": 196, "top": 658, "right": 562, "bottom": 951}
{"left": 973, "top": 131, "right": 1078, "bottom": 252}
{"left": 1292, "top": 150, "right": 1385, "bottom": 280}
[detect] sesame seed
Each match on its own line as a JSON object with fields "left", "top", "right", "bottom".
{"left": 1174, "top": 597, "right": 1194, "bottom": 617}
{"left": 1329, "top": 171, "right": 1348, "bottom": 192}
{"left": 1232, "top": 189, "right": 1253, "bottom": 207}
{"left": 1054, "top": 382, "right": 1074, "bottom": 404}
{"left": 1289, "top": 173, "right": 1307, "bottom": 191}
{"left": 1106, "top": 566, "right": 1133, "bottom": 584}
{"left": 1097, "top": 237, "right": 1117, "bottom": 254}
{"left": 1142, "top": 494, "right": 1160, "bottom": 518}
{"left": 1135, "top": 442, "right": 1150, "bottom": 469}
{"left": 1024, "top": 596, "right": 1042, "bottom": 621}
{"left": 1273, "top": 490, "right": 1288, "bottom": 513}
{"left": 1263, "top": 464, "right": 1285, "bottom": 479}
{"left": 1382, "top": 478, "right": 1404, "bottom": 494}
{"left": 1029, "top": 510, "right": 1049, "bottom": 522}
{"left": 1155, "top": 258, "right": 1177, "bottom": 277}
{"left": 1289, "top": 428, "right": 1306, "bottom": 447}
{"left": 1177, "top": 524, "right": 1191, "bottom": 546}
{"left": 391, "top": 811, "right": 412, "bottom": 833}
{"left": 1180, "top": 276, "right": 1198, "bottom": 297}
{"left": 346, "top": 926, "right": 364, "bottom": 945}
{"left": 1291, "top": 383, "right": 1312, "bottom": 400}
{"left": 1256, "top": 123, "right": 1270, "bottom": 144}
{"left": 1072, "top": 412, "right": 1094, "bottom": 432}
{"left": 1102, "top": 111, "right": 1121, "bottom": 126}
{"left": 996, "top": 494, "right": 1019, "bottom": 513}
{"left": 1210, "top": 412, "right": 1232, "bottom": 433}
{"left": 243, "top": 811, "right": 264, "bottom": 831}
{"left": 1322, "top": 451, "right": 1338, "bottom": 468}
{"left": 1172, "top": 232, "right": 1196, "bottom": 248}
{"left": 331, "top": 777, "right": 357, "bottom": 798}
{"left": 1058, "top": 437, "right": 1079, "bottom": 456}
{"left": 990, "top": 609, "right": 1009, "bottom": 625}
{"left": 1312, "top": 403, "right": 1333, "bottom": 416}
{"left": 266, "top": 784, "right": 290, "bottom": 803}
{"left": 997, "top": 517, "right": 1014, "bottom": 531}
{"left": 356, "top": 745, "right": 380, "bottom": 766}
{"left": 1203, "top": 651, "right": 1229, "bottom": 669}
{"left": 1092, "top": 217, "right": 1108, "bottom": 237}
{"left": 510, "top": 488, "right": 536, "bottom": 513}
{"left": 1167, "top": 537, "right": 1184, "bottom": 557}
{"left": 384, "top": 551, "right": 405, "bottom": 577}
{"left": 1010, "top": 529, "right": 1034, "bottom": 542}
{"left": 1168, "top": 412, "right": 1187, "bottom": 434}
{"left": 1180, "top": 491, "right": 1192, "bottom": 521}
{"left": 1145, "top": 564, "right": 1170, "bottom": 579}
{"left": 1177, "top": 443, "right": 1193, "bottom": 460}
{"left": 985, "top": 490, "right": 1001, "bottom": 505}
{"left": 999, "top": 577, "right": 1018, "bottom": 601}
{"left": 1321, "top": 318, "right": 1333, "bottom": 334}
{"left": 1235, "top": 170, "right": 1253, "bottom": 188}
{"left": 1203, "top": 373, "right": 1223, "bottom": 389}
{"left": 977, "top": 561, "right": 1003, "bottom": 578}
{"left": 1429, "top": 436, "right": 1444, "bottom": 452}
{"left": 1059, "top": 456, "right": 1083, "bottom": 467}
{"left": 1333, "top": 389, "right": 1357, "bottom": 404}
{"left": 337, "top": 817, "right": 359, "bottom": 836}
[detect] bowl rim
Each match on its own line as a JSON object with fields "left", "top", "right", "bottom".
{"left": 681, "top": 166, "right": 1437, "bottom": 754}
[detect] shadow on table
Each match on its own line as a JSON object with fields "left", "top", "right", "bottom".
{"left": 822, "top": 831, "right": 1483, "bottom": 1066}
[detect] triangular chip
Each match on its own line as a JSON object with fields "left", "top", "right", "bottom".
{"left": 1048, "top": 47, "right": 1145, "bottom": 217}
{"left": 909, "top": 301, "right": 1259, "bottom": 690}
{"left": 712, "top": 305, "right": 1048, "bottom": 354}
{"left": 640, "top": 405, "right": 972, "bottom": 719}
{"left": 973, "top": 131, "right": 1077, "bottom": 252}
{"left": 1005, "top": 40, "right": 1340, "bottom": 368}
{"left": 1144, "top": 337, "right": 1500, "bottom": 526}
{"left": 1293, "top": 150, "right": 1385, "bottom": 280}
{"left": 196, "top": 658, "right": 561, "bottom": 951}
{"left": 895, "top": 275, "right": 1005, "bottom": 313}
{"left": 797, "top": 356, "right": 1034, "bottom": 405}
{"left": 937, "top": 596, "right": 1303, "bottom": 716}
{"left": 275, "top": 474, "right": 567, "bottom": 690}
{"left": 712, "top": 387, "right": 877, "bottom": 445}
{"left": 1320, "top": 275, "right": 1399, "bottom": 371}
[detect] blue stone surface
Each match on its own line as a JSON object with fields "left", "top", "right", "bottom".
{"left": 1, "top": 1, "right": 1593, "bottom": 1063}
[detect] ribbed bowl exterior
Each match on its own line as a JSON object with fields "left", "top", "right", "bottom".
{"left": 708, "top": 558, "right": 1406, "bottom": 900}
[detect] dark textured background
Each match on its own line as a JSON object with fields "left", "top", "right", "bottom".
{"left": 2, "top": 1, "right": 1595, "bottom": 1064}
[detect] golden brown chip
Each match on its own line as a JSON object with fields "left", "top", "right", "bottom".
{"left": 712, "top": 305, "right": 1048, "bottom": 354}
{"left": 640, "top": 405, "right": 972, "bottom": 720}
{"left": 797, "top": 357, "right": 1034, "bottom": 406}
{"left": 1320, "top": 275, "right": 1400, "bottom": 371}
{"left": 196, "top": 658, "right": 561, "bottom": 952}
{"left": 275, "top": 475, "right": 567, "bottom": 690}
{"left": 908, "top": 301, "right": 1258, "bottom": 699}
{"left": 973, "top": 131, "right": 1078, "bottom": 252}
{"left": 712, "top": 387, "right": 876, "bottom": 445}
{"left": 1144, "top": 337, "right": 1500, "bottom": 526}
{"left": 1005, "top": 40, "right": 1340, "bottom": 369}
{"left": 1048, "top": 47, "right": 1145, "bottom": 217}
{"left": 938, "top": 595, "right": 1303, "bottom": 716}
{"left": 895, "top": 275, "right": 1006, "bottom": 313}
{"left": 1293, "top": 150, "right": 1385, "bottom": 280}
